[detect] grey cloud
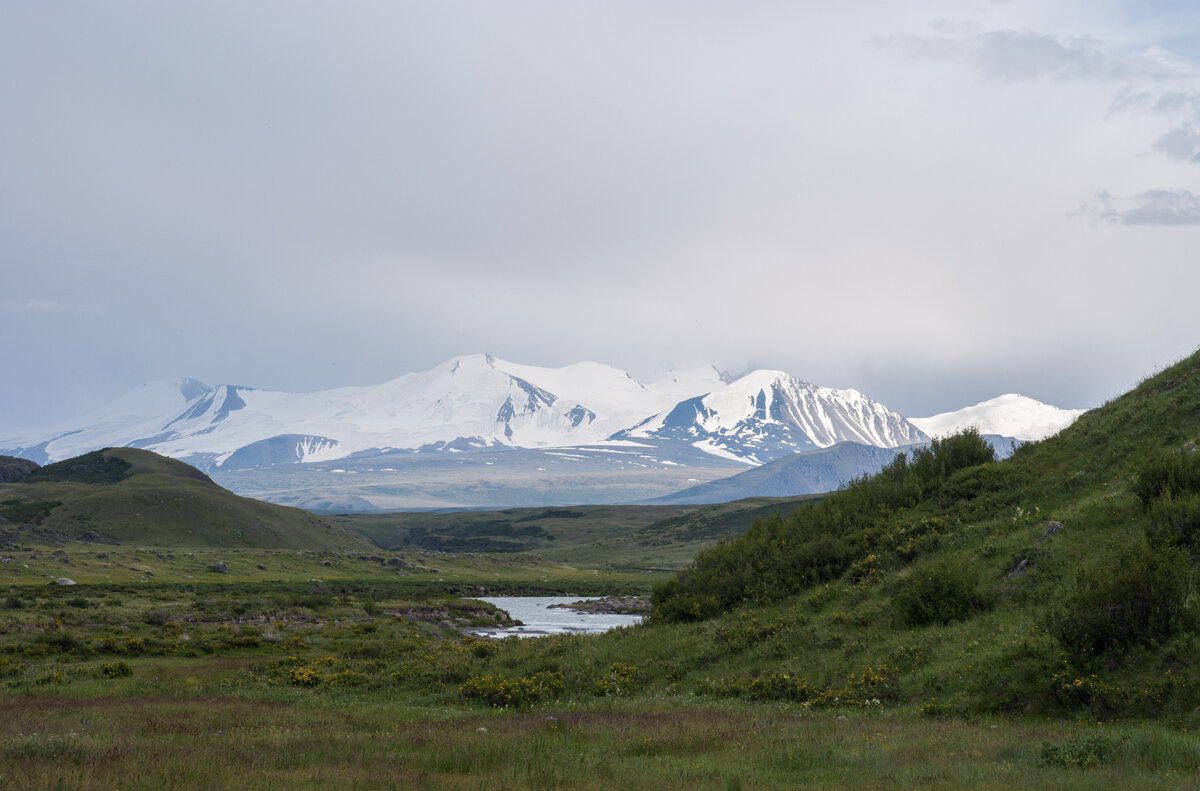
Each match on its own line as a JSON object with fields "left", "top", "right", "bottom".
{"left": 1153, "top": 125, "right": 1200, "bottom": 162}
{"left": 1090, "top": 189, "right": 1200, "bottom": 225}
{"left": 1108, "top": 88, "right": 1200, "bottom": 122}
{"left": 884, "top": 29, "right": 1177, "bottom": 82}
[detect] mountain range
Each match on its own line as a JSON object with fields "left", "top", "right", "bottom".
{"left": 0, "top": 355, "right": 1086, "bottom": 509}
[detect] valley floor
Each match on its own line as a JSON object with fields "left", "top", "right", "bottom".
{"left": 3, "top": 572, "right": 1199, "bottom": 790}
{"left": 5, "top": 694, "right": 1198, "bottom": 790}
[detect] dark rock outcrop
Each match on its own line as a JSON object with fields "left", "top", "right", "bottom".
{"left": 0, "top": 455, "right": 39, "bottom": 483}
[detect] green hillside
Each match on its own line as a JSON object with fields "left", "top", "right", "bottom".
{"left": 596, "top": 348, "right": 1200, "bottom": 719}
{"left": 0, "top": 447, "right": 369, "bottom": 551}
{"left": 386, "top": 347, "right": 1200, "bottom": 723}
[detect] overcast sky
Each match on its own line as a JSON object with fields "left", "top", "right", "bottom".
{"left": 4, "top": 1, "right": 1200, "bottom": 436}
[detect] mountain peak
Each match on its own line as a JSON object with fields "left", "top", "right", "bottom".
{"left": 911, "top": 394, "right": 1087, "bottom": 441}
{"left": 619, "top": 370, "right": 926, "bottom": 464}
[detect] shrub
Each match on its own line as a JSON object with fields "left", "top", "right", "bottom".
{"left": 594, "top": 663, "right": 639, "bottom": 697}
{"left": 1039, "top": 734, "right": 1111, "bottom": 768}
{"left": 1134, "top": 448, "right": 1200, "bottom": 507}
{"left": 893, "top": 556, "right": 995, "bottom": 626}
{"left": 651, "top": 429, "right": 996, "bottom": 623}
{"left": 457, "top": 671, "right": 565, "bottom": 707}
{"left": 101, "top": 661, "right": 132, "bottom": 678}
{"left": 700, "top": 672, "right": 834, "bottom": 705}
{"left": 1145, "top": 491, "right": 1200, "bottom": 551}
{"left": 1045, "top": 537, "right": 1192, "bottom": 656}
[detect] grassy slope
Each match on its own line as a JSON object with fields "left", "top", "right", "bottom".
{"left": 0, "top": 448, "right": 370, "bottom": 551}
{"left": 567, "top": 348, "right": 1200, "bottom": 719}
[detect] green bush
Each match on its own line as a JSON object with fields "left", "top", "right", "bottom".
{"left": 893, "top": 556, "right": 995, "bottom": 626}
{"left": 457, "top": 671, "right": 565, "bottom": 707}
{"left": 1039, "top": 734, "right": 1111, "bottom": 768}
{"left": 652, "top": 429, "right": 997, "bottom": 623}
{"left": 1145, "top": 491, "right": 1200, "bottom": 550}
{"left": 1045, "top": 537, "right": 1192, "bottom": 656}
{"left": 101, "top": 661, "right": 132, "bottom": 678}
{"left": 1134, "top": 449, "right": 1200, "bottom": 507}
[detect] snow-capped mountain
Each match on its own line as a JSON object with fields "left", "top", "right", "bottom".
{"left": 615, "top": 370, "right": 929, "bottom": 464}
{"left": 910, "top": 394, "right": 1087, "bottom": 441}
{"left": 3, "top": 355, "right": 728, "bottom": 468}
{"left": 1, "top": 357, "right": 1092, "bottom": 509}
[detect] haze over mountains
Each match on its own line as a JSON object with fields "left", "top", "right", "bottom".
{"left": 0, "top": 355, "right": 1086, "bottom": 510}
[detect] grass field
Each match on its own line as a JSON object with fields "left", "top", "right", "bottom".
{"left": 9, "top": 695, "right": 1200, "bottom": 790}
{"left": 2, "top": 573, "right": 1198, "bottom": 789}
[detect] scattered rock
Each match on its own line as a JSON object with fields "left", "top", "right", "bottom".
{"left": 437, "top": 619, "right": 455, "bottom": 630}
{"left": 256, "top": 564, "right": 267, "bottom": 571}
{"left": 836, "top": 715, "right": 849, "bottom": 722}
{"left": 51, "top": 578, "right": 76, "bottom": 586}
{"left": 210, "top": 561, "right": 228, "bottom": 574}
{"left": 1038, "top": 521, "right": 1065, "bottom": 542}
{"left": 1006, "top": 558, "right": 1029, "bottom": 578}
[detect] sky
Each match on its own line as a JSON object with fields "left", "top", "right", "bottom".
{"left": 4, "top": 1, "right": 1200, "bottom": 436}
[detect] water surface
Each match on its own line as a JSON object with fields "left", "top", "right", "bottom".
{"left": 469, "top": 596, "right": 643, "bottom": 638}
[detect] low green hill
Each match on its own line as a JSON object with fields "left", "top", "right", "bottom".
{"left": 0, "top": 447, "right": 369, "bottom": 551}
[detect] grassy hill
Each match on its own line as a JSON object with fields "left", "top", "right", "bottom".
{"left": 569, "top": 348, "right": 1200, "bottom": 719}
{"left": 369, "top": 347, "right": 1200, "bottom": 724}
{"left": 0, "top": 447, "right": 369, "bottom": 551}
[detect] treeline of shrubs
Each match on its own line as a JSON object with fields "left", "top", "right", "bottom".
{"left": 650, "top": 429, "right": 997, "bottom": 622}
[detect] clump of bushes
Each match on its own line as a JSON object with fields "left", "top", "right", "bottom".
{"left": 1044, "top": 537, "right": 1191, "bottom": 657}
{"left": 594, "top": 663, "right": 638, "bottom": 697}
{"left": 652, "top": 429, "right": 997, "bottom": 622}
{"left": 1144, "top": 492, "right": 1200, "bottom": 550}
{"left": 1039, "top": 734, "right": 1112, "bottom": 769}
{"left": 457, "top": 671, "right": 565, "bottom": 707}
{"left": 1133, "top": 447, "right": 1200, "bottom": 506}
{"left": 1136, "top": 448, "right": 1200, "bottom": 551}
{"left": 893, "top": 556, "right": 995, "bottom": 626}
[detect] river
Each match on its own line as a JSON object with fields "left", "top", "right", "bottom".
{"left": 468, "top": 596, "right": 644, "bottom": 638}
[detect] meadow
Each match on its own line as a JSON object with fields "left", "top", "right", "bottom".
{"left": 2, "top": 565, "right": 1198, "bottom": 789}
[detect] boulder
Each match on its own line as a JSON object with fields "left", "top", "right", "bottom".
{"left": 1039, "top": 521, "right": 1065, "bottom": 541}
